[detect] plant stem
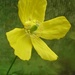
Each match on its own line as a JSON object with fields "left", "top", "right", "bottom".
{"left": 6, "top": 56, "right": 17, "bottom": 75}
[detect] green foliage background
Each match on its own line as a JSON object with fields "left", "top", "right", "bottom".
{"left": 0, "top": 0, "right": 75, "bottom": 75}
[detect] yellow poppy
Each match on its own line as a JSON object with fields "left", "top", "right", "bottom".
{"left": 6, "top": 0, "right": 71, "bottom": 61}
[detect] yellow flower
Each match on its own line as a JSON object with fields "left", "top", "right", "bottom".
{"left": 6, "top": 0, "right": 71, "bottom": 61}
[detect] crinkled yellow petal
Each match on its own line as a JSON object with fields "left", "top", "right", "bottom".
{"left": 30, "top": 35, "right": 58, "bottom": 61}
{"left": 6, "top": 28, "right": 32, "bottom": 60}
{"left": 18, "top": 0, "right": 47, "bottom": 25}
{"left": 37, "top": 16, "right": 71, "bottom": 40}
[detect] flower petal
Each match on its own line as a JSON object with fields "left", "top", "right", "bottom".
{"left": 30, "top": 35, "right": 58, "bottom": 61}
{"left": 37, "top": 16, "right": 71, "bottom": 40}
{"left": 18, "top": 0, "right": 47, "bottom": 25}
{"left": 6, "top": 28, "right": 32, "bottom": 60}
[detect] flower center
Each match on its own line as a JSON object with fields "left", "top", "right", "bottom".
{"left": 24, "top": 20, "right": 39, "bottom": 35}
{"left": 30, "top": 25, "right": 38, "bottom": 33}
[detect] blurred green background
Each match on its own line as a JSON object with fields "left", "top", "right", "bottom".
{"left": 0, "top": 0, "right": 75, "bottom": 75}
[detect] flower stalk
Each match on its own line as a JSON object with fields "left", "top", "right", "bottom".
{"left": 6, "top": 56, "right": 17, "bottom": 75}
